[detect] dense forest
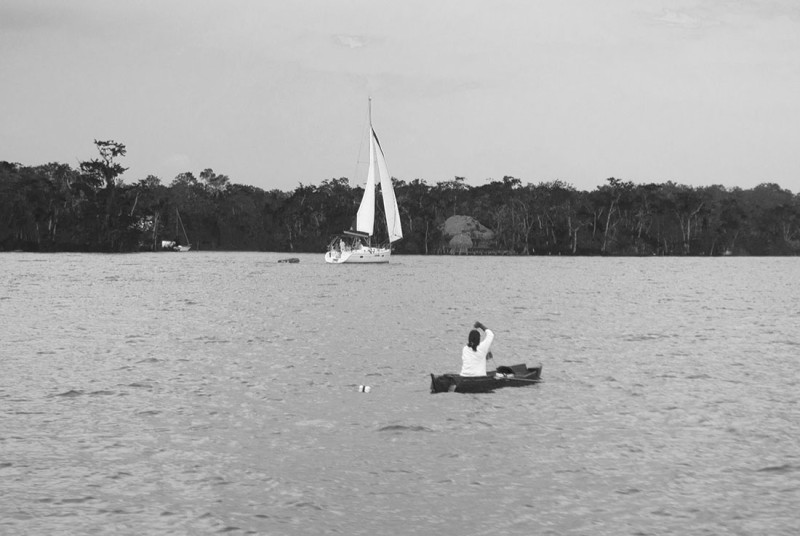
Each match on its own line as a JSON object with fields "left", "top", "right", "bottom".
{"left": 2, "top": 140, "right": 799, "bottom": 255}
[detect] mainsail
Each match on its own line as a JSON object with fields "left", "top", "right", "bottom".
{"left": 355, "top": 126, "right": 403, "bottom": 243}
{"left": 355, "top": 128, "right": 377, "bottom": 235}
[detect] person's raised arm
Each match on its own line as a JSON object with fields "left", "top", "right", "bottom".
{"left": 474, "top": 321, "right": 495, "bottom": 352}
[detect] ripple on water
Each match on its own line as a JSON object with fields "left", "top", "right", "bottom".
{"left": 54, "top": 390, "right": 84, "bottom": 397}
{"left": 377, "top": 425, "right": 434, "bottom": 434}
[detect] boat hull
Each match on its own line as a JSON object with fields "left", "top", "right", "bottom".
{"left": 160, "top": 240, "right": 191, "bottom": 252}
{"left": 325, "top": 247, "right": 391, "bottom": 264}
{"left": 430, "top": 364, "right": 542, "bottom": 393}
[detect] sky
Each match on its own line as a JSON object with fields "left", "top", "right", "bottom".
{"left": 2, "top": 0, "right": 799, "bottom": 193}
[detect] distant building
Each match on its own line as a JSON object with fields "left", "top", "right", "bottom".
{"left": 439, "top": 215, "right": 495, "bottom": 254}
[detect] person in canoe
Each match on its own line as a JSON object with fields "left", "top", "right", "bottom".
{"left": 460, "top": 321, "right": 495, "bottom": 377}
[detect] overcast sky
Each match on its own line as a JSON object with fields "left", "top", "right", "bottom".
{"left": 2, "top": 0, "right": 799, "bottom": 193}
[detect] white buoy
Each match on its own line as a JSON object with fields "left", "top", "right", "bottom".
{"left": 358, "top": 385, "right": 371, "bottom": 393}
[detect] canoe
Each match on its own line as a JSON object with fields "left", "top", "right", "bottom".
{"left": 430, "top": 363, "right": 542, "bottom": 394}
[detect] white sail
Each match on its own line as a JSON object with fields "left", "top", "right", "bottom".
{"left": 355, "top": 128, "right": 377, "bottom": 235}
{"left": 373, "top": 128, "right": 403, "bottom": 243}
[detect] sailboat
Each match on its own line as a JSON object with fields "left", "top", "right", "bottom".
{"left": 161, "top": 209, "right": 192, "bottom": 251}
{"left": 175, "top": 209, "right": 192, "bottom": 251}
{"left": 325, "top": 101, "right": 402, "bottom": 264}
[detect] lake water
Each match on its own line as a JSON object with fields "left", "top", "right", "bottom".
{"left": 1, "top": 252, "right": 799, "bottom": 535}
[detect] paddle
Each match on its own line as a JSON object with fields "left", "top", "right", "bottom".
{"left": 499, "top": 377, "right": 541, "bottom": 383}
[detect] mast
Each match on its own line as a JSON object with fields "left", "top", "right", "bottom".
{"left": 177, "top": 209, "right": 190, "bottom": 246}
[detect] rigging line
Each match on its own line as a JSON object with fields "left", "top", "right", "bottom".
{"left": 351, "top": 99, "right": 372, "bottom": 189}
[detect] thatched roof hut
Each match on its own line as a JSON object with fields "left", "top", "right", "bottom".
{"left": 440, "top": 215, "right": 494, "bottom": 254}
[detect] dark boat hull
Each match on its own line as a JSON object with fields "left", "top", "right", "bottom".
{"left": 430, "top": 363, "right": 542, "bottom": 393}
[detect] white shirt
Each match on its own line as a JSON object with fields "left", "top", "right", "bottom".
{"left": 460, "top": 329, "right": 495, "bottom": 377}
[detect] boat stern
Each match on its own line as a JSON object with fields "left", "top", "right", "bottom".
{"left": 325, "top": 249, "right": 352, "bottom": 263}
{"left": 430, "top": 374, "right": 457, "bottom": 393}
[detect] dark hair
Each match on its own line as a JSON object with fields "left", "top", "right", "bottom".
{"left": 468, "top": 329, "right": 480, "bottom": 351}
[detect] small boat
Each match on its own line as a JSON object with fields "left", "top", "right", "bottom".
{"left": 277, "top": 257, "right": 300, "bottom": 263}
{"left": 175, "top": 209, "right": 192, "bottom": 252}
{"left": 161, "top": 209, "right": 192, "bottom": 251}
{"left": 325, "top": 99, "right": 402, "bottom": 264}
{"left": 430, "top": 363, "right": 543, "bottom": 394}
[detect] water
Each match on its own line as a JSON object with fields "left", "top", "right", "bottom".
{"left": 2, "top": 252, "right": 799, "bottom": 535}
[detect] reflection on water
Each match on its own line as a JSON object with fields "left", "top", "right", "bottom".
{"left": 2, "top": 253, "right": 799, "bottom": 535}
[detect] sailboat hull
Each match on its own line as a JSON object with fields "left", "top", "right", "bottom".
{"left": 325, "top": 246, "right": 391, "bottom": 264}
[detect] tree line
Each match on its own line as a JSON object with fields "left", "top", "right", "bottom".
{"left": 2, "top": 140, "right": 799, "bottom": 255}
